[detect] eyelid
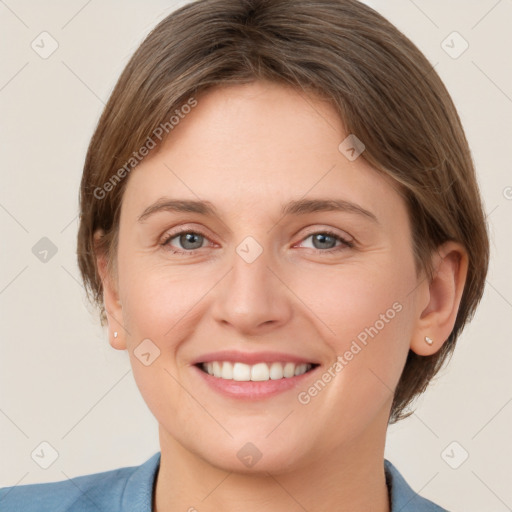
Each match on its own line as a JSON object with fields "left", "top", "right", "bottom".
{"left": 294, "top": 230, "right": 355, "bottom": 252}
{"left": 298, "top": 225, "right": 354, "bottom": 244}
{"left": 160, "top": 226, "right": 215, "bottom": 249}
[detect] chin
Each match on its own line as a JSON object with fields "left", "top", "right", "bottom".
{"left": 194, "top": 435, "right": 311, "bottom": 475}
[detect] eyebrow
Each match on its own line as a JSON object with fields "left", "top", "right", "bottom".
{"left": 137, "top": 197, "right": 379, "bottom": 224}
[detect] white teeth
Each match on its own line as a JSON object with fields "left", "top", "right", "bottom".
{"left": 251, "top": 363, "right": 269, "bottom": 381}
{"left": 213, "top": 361, "right": 222, "bottom": 376}
{"left": 233, "top": 362, "right": 251, "bottom": 381}
{"left": 294, "top": 364, "right": 308, "bottom": 376}
{"left": 221, "top": 361, "right": 233, "bottom": 379}
{"left": 269, "top": 362, "right": 284, "bottom": 380}
{"left": 283, "top": 362, "right": 295, "bottom": 378}
{"left": 201, "top": 361, "right": 314, "bottom": 381}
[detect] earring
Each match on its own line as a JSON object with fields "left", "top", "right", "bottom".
{"left": 113, "top": 331, "right": 118, "bottom": 338}
{"left": 425, "top": 336, "right": 433, "bottom": 345}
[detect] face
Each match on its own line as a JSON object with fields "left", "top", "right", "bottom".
{"left": 104, "top": 80, "right": 428, "bottom": 473}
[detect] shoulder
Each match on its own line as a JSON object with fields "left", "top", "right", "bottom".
{"left": 385, "top": 459, "right": 449, "bottom": 512}
{"left": 0, "top": 452, "right": 160, "bottom": 512}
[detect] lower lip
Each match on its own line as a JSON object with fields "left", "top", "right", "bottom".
{"left": 193, "top": 365, "right": 319, "bottom": 400}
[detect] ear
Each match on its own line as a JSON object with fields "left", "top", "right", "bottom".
{"left": 94, "top": 229, "right": 127, "bottom": 351}
{"left": 410, "top": 241, "right": 469, "bottom": 356}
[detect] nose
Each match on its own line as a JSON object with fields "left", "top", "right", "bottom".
{"left": 210, "top": 241, "right": 294, "bottom": 335}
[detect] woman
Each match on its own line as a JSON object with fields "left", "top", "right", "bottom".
{"left": 0, "top": 0, "right": 489, "bottom": 510}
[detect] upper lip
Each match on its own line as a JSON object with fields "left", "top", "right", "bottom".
{"left": 192, "top": 350, "right": 320, "bottom": 366}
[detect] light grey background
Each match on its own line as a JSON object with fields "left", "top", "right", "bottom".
{"left": 1, "top": 1, "right": 511, "bottom": 511}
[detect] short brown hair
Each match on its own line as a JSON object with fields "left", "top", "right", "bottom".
{"left": 77, "top": 0, "right": 490, "bottom": 423}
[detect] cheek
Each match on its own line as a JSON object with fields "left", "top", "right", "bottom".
{"left": 292, "top": 255, "right": 413, "bottom": 351}
{"left": 290, "top": 258, "right": 415, "bottom": 424}
{"left": 119, "top": 268, "right": 202, "bottom": 430}
{"left": 118, "top": 252, "right": 215, "bottom": 340}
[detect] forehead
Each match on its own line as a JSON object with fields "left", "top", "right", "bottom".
{"left": 121, "top": 80, "right": 407, "bottom": 228}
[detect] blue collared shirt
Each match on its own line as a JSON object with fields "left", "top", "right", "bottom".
{"left": 0, "top": 453, "right": 448, "bottom": 511}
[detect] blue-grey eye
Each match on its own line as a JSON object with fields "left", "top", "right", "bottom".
{"left": 163, "top": 231, "right": 206, "bottom": 251}
{"left": 311, "top": 233, "right": 337, "bottom": 249}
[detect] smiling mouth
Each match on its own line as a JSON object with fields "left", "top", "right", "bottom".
{"left": 196, "top": 361, "right": 319, "bottom": 381}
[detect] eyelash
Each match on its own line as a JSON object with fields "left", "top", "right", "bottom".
{"left": 160, "top": 229, "right": 354, "bottom": 255}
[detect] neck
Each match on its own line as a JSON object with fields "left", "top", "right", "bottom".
{"left": 154, "top": 421, "right": 390, "bottom": 512}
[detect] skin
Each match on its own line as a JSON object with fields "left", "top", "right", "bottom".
{"left": 96, "top": 80, "right": 468, "bottom": 512}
